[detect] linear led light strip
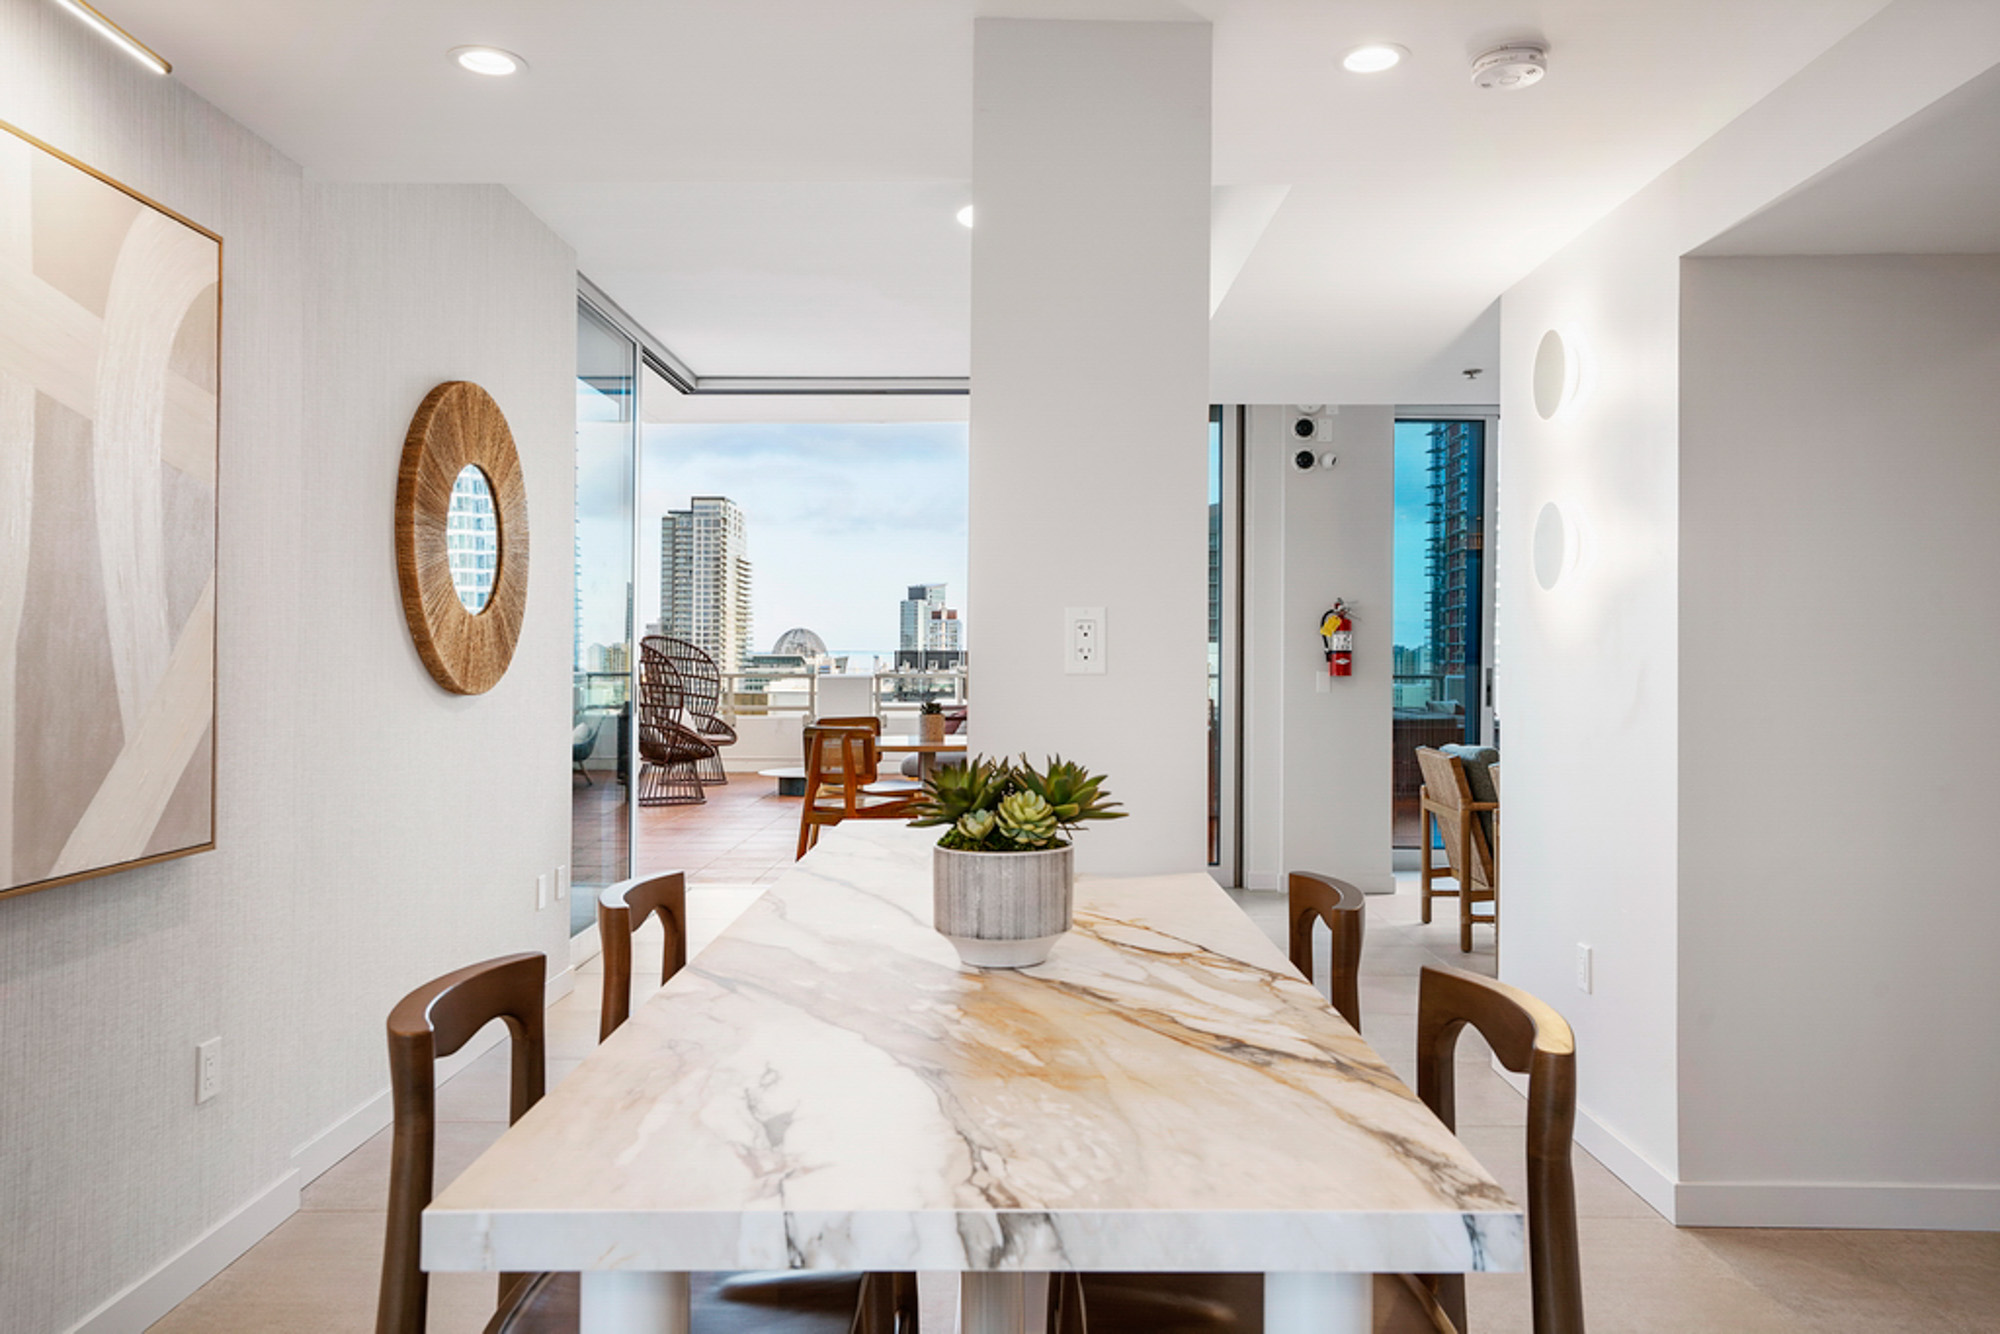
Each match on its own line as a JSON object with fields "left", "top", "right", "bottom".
{"left": 55, "top": 0, "right": 171, "bottom": 75}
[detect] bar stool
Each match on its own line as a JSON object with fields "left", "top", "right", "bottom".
{"left": 596, "top": 871, "right": 688, "bottom": 1041}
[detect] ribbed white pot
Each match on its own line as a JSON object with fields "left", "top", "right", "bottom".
{"left": 932, "top": 843, "right": 1074, "bottom": 969}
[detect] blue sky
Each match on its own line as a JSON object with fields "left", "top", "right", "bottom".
{"left": 639, "top": 421, "right": 969, "bottom": 657}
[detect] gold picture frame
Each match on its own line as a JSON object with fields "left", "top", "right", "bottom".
{"left": 0, "top": 119, "right": 221, "bottom": 899}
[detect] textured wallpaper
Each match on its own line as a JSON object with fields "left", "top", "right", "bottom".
{"left": 0, "top": 7, "right": 576, "bottom": 1330}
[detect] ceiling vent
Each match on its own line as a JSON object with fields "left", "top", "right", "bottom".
{"left": 1471, "top": 44, "right": 1547, "bottom": 90}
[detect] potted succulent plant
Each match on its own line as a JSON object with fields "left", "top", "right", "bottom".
{"left": 910, "top": 755, "right": 1125, "bottom": 968}
{"left": 918, "top": 698, "right": 947, "bottom": 744}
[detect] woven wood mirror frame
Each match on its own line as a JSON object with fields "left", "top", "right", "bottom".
{"left": 395, "top": 381, "right": 529, "bottom": 695}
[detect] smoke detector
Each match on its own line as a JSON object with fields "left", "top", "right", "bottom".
{"left": 1471, "top": 44, "right": 1546, "bottom": 90}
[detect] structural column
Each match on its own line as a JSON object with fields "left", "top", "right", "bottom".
{"left": 969, "top": 17, "right": 1212, "bottom": 874}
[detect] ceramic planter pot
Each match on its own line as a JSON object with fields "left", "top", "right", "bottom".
{"left": 919, "top": 713, "right": 947, "bottom": 743}
{"left": 932, "top": 843, "right": 1073, "bottom": 968}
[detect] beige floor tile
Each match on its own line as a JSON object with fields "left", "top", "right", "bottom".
{"left": 1688, "top": 1228, "right": 2000, "bottom": 1333}
{"left": 300, "top": 1119, "right": 507, "bottom": 1213}
{"left": 431, "top": 1045, "right": 581, "bottom": 1122}
{"left": 1454, "top": 1124, "right": 1659, "bottom": 1220}
{"left": 1465, "top": 1216, "right": 1812, "bottom": 1334}
{"left": 147, "top": 1208, "right": 497, "bottom": 1334}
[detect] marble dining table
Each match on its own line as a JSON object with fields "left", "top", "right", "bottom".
{"left": 423, "top": 820, "right": 1522, "bottom": 1333}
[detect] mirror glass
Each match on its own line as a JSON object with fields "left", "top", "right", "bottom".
{"left": 447, "top": 465, "right": 500, "bottom": 612}
{"left": 1533, "top": 501, "right": 1567, "bottom": 590}
{"left": 1533, "top": 330, "right": 1569, "bottom": 419}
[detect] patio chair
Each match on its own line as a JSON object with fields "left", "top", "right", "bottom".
{"left": 636, "top": 644, "right": 714, "bottom": 807}
{"left": 651, "top": 634, "right": 736, "bottom": 785}
{"left": 1417, "top": 745, "right": 1499, "bottom": 952}
{"left": 796, "top": 722, "right": 923, "bottom": 858}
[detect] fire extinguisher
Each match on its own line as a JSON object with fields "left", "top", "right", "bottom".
{"left": 1320, "top": 601, "right": 1354, "bottom": 677}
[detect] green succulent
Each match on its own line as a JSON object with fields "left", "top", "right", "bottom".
{"left": 955, "top": 810, "right": 996, "bottom": 842}
{"left": 920, "top": 700, "right": 944, "bottom": 715}
{"left": 908, "top": 756, "right": 1013, "bottom": 829}
{"left": 995, "top": 791, "right": 1059, "bottom": 848}
{"left": 1012, "top": 755, "right": 1126, "bottom": 831}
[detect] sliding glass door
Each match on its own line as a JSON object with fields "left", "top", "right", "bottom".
{"left": 571, "top": 303, "right": 637, "bottom": 931}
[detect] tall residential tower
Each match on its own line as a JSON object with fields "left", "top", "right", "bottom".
{"left": 659, "top": 496, "right": 753, "bottom": 670}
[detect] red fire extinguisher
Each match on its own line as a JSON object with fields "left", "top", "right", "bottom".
{"left": 1320, "top": 601, "right": 1353, "bottom": 677}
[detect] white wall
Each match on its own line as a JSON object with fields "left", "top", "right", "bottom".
{"left": 968, "top": 18, "right": 1211, "bottom": 874}
{"left": 1678, "top": 255, "right": 2000, "bottom": 1225}
{"left": 0, "top": 8, "right": 576, "bottom": 1328}
{"left": 1239, "top": 406, "right": 1394, "bottom": 894}
{"left": 1499, "top": 0, "right": 2000, "bottom": 1220}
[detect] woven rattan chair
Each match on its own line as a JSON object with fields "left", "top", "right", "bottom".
{"left": 1288, "top": 871, "right": 1365, "bottom": 1032}
{"left": 653, "top": 634, "right": 737, "bottom": 786}
{"left": 637, "top": 642, "right": 714, "bottom": 806}
{"left": 1417, "top": 747, "right": 1499, "bottom": 952}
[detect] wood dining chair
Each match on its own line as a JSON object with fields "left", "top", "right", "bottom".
{"left": 383, "top": 949, "right": 919, "bottom": 1334}
{"left": 1287, "top": 871, "right": 1365, "bottom": 1031}
{"left": 1416, "top": 747, "right": 1499, "bottom": 952}
{"left": 1384, "top": 964, "right": 1583, "bottom": 1334}
{"left": 1058, "top": 965, "right": 1583, "bottom": 1334}
{"left": 596, "top": 871, "right": 688, "bottom": 1042}
{"left": 379, "top": 952, "right": 563, "bottom": 1334}
{"left": 796, "top": 722, "right": 924, "bottom": 858}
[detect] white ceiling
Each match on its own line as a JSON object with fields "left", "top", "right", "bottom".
{"left": 111, "top": 0, "right": 1895, "bottom": 398}
{"left": 1697, "top": 61, "right": 2000, "bottom": 257}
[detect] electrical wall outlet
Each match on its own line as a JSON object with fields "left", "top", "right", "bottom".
{"left": 196, "top": 1037, "right": 222, "bottom": 1104}
{"left": 1575, "top": 944, "right": 1594, "bottom": 995}
{"left": 1065, "top": 607, "right": 1106, "bottom": 675}
{"left": 555, "top": 864, "right": 569, "bottom": 901}
{"left": 537, "top": 872, "right": 550, "bottom": 911}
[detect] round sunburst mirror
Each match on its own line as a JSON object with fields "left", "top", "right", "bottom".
{"left": 395, "top": 381, "right": 529, "bottom": 694}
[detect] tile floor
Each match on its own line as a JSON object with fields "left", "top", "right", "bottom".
{"left": 150, "top": 873, "right": 2000, "bottom": 1333}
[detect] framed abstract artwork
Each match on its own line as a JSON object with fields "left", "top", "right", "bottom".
{"left": 0, "top": 121, "right": 220, "bottom": 899}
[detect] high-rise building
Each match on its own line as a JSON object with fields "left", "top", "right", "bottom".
{"left": 659, "top": 496, "right": 753, "bottom": 671}
{"left": 899, "top": 583, "right": 947, "bottom": 651}
{"left": 445, "top": 468, "right": 500, "bottom": 612}
{"left": 895, "top": 583, "right": 964, "bottom": 686}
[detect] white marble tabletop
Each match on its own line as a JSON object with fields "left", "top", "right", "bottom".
{"left": 425, "top": 820, "right": 1520, "bottom": 1297}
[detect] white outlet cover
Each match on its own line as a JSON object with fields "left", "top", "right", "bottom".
{"left": 1064, "top": 607, "right": 1106, "bottom": 675}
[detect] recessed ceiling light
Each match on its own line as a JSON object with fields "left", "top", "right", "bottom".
{"left": 956, "top": 205, "right": 974, "bottom": 228}
{"left": 1342, "top": 44, "right": 1406, "bottom": 74}
{"left": 451, "top": 46, "right": 527, "bottom": 77}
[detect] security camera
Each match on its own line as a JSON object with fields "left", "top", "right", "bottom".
{"left": 1292, "top": 416, "right": 1317, "bottom": 440}
{"left": 1293, "top": 448, "right": 1317, "bottom": 472}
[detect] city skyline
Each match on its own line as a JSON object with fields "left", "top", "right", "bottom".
{"left": 639, "top": 420, "right": 969, "bottom": 653}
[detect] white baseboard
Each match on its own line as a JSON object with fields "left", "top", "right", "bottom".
{"left": 72, "top": 964, "right": 580, "bottom": 1334}
{"left": 1242, "top": 871, "right": 1280, "bottom": 891}
{"left": 1494, "top": 1065, "right": 1677, "bottom": 1220}
{"left": 1493, "top": 1064, "right": 1998, "bottom": 1229}
{"left": 65, "top": 1169, "right": 300, "bottom": 1334}
{"left": 1674, "top": 1181, "right": 2000, "bottom": 1230}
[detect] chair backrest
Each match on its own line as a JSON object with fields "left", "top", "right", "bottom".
{"left": 1287, "top": 872, "right": 1365, "bottom": 1031}
{"left": 803, "top": 723, "right": 879, "bottom": 808}
{"left": 379, "top": 952, "right": 547, "bottom": 1334}
{"left": 814, "top": 674, "right": 876, "bottom": 721}
{"left": 655, "top": 634, "right": 724, "bottom": 726}
{"left": 597, "top": 872, "right": 689, "bottom": 1041}
{"left": 1416, "top": 747, "right": 1497, "bottom": 886}
{"left": 1416, "top": 965, "right": 1582, "bottom": 1334}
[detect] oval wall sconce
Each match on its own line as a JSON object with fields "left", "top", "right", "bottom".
{"left": 1532, "top": 328, "right": 1583, "bottom": 419}
{"left": 1533, "top": 501, "right": 1572, "bottom": 590}
{"left": 395, "top": 381, "right": 529, "bottom": 694}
